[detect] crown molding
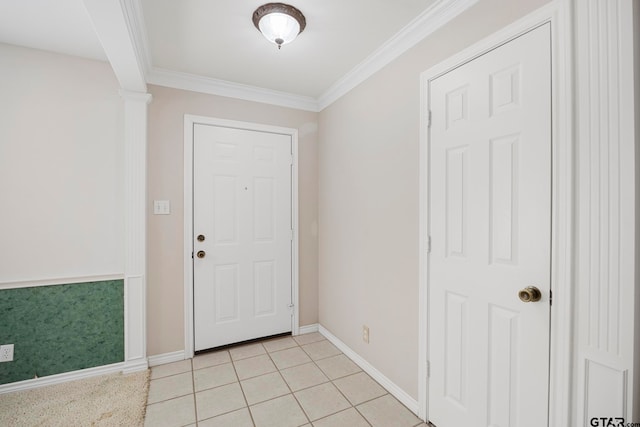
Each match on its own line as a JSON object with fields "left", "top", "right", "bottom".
{"left": 124, "top": 0, "right": 476, "bottom": 112}
{"left": 317, "top": 0, "right": 478, "bottom": 110}
{"left": 147, "top": 67, "right": 320, "bottom": 112}
{"left": 124, "top": 0, "right": 317, "bottom": 111}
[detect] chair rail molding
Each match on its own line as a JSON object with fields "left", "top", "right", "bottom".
{"left": 121, "top": 89, "right": 152, "bottom": 373}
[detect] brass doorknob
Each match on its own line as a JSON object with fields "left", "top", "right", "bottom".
{"left": 197, "top": 250, "right": 206, "bottom": 259}
{"left": 518, "top": 286, "right": 542, "bottom": 303}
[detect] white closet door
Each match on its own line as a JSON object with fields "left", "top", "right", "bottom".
{"left": 429, "top": 24, "right": 552, "bottom": 427}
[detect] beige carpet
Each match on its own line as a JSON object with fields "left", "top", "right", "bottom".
{"left": 0, "top": 370, "right": 149, "bottom": 427}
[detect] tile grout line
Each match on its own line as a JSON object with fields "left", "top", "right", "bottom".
{"left": 151, "top": 334, "right": 419, "bottom": 427}
{"left": 305, "top": 341, "right": 397, "bottom": 427}
{"left": 146, "top": 370, "right": 195, "bottom": 407}
{"left": 264, "top": 338, "right": 312, "bottom": 426}
{"left": 353, "top": 403, "right": 375, "bottom": 427}
{"left": 231, "top": 345, "right": 258, "bottom": 427}
{"left": 189, "top": 358, "right": 199, "bottom": 426}
{"left": 312, "top": 406, "right": 374, "bottom": 427}
{"left": 290, "top": 333, "right": 330, "bottom": 426}
{"left": 296, "top": 340, "right": 354, "bottom": 425}
{"left": 194, "top": 347, "right": 310, "bottom": 420}
{"left": 331, "top": 370, "right": 392, "bottom": 408}
{"left": 145, "top": 392, "right": 194, "bottom": 407}
{"left": 190, "top": 351, "right": 247, "bottom": 424}
{"left": 307, "top": 347, "right": 376, "bottom": 427}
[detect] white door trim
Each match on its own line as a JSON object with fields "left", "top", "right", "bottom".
{"left": 418, "top": 1, "right": 574, "bottom": 424}
{"left": 183, "top": 115, "right": 300, "bottom": 358}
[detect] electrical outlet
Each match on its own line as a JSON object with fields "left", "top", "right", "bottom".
{"left": 0, "top": 344, "right": 14, "bottom": 362}
{"left": 362, "top": 325, "right": 370, "bottom": 343}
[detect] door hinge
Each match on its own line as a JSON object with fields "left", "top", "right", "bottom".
{"left": 290, "top": 229, "right": 294, "bottom": 241}
{"left": 290, "top": 154, "right": 294, "bottom": 165}
{"left": 550, "top": 289, "right": 553, "bottom": 306}
{"left": 427, "top": 360, "right": 430, "bottom": 378}
{"left": 427, "top": 110, "right": 432, "bottom": 128}
{"left": 427, "top": 236, "right": 432, "bottom": 253}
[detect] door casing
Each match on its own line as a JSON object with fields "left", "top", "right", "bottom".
{"left": 418, "top": 1, "right": 574, "bottom": 424}
{"left": 183, "top": 115, "right": 300, "bottom": 358}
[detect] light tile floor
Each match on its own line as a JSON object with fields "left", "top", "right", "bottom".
{"left": 145, "top": 333, "right": 429, "bottom": 427}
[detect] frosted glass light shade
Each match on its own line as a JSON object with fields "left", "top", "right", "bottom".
{"left": 258, "top": 13, "right": 300, "bottom": 47}
{"left": 253, "top": 3, "right": 306, "bottom": 49}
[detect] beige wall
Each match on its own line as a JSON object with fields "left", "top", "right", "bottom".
{"left": 0, "top": 43, "right": 123, "bottom": 284}
{"left": 146, "top": 85, "right": 319, "bottom": 356}
{"left": 0, "top": 0, "right": 553, "bottom": 395}
{"left": 318, "top": 0, "right": 551, "bottom": 400}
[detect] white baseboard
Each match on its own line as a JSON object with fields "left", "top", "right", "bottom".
{"left": 318, "top": 324, "right": 420, "bottom": 416}
{"left": 148, "top": 350, "right": 187, "bottom": 367}
{"left": 297, "top": 323, "right": 319, "bottom": 335}
{"left": 0, "top": 362, "right": 126, "bottom": 395}
{"left": 122, "top": 357, "right": 149, "bottom": 374}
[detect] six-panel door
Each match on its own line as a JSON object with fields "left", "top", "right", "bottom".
{"left": 193, "top": 124, "right": 293, "bottom": 351}
{"left": 428, "top": 24, "right": 552, "bottom": 427}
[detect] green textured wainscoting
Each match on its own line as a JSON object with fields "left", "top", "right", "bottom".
{"left": 0, "top": 280, "right": 124, "bottom": 384}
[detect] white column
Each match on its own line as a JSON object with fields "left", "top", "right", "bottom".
{"left": 121, "top": 90, "right": 152, "bottom": 373}
{"left": 575, "top": 0, "right": 638, "bottom": 423}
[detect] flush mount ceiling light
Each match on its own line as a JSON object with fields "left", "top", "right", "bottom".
{"left": 252, "top": 3, "right": 306, "bottom": 50}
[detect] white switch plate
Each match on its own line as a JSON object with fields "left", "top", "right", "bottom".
{"left": 153, "top": 200, "right": 171, "bottom": 215}
{"left": 0, "top": 344, "right": 14, "bottom": 362}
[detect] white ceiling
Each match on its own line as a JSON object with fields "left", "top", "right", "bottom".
{"left": 0, "top": 0, "right": 477, "bottom": 109}
{"left": 0, "top": 0, "right": 106, "bottom": 61}
{"left": 141, "top": 0, "right": 436, "bottom": 98}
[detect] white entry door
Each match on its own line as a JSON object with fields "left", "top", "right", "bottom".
{"left": 193, "top": 123, "right": 293, "bottom": 351}
{"left": 428, "top": 24, "right": 551, "bottom": 426}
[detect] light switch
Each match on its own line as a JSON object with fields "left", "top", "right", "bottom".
{"left": 153, "top": 200, "right": 171, "bottom": 215}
